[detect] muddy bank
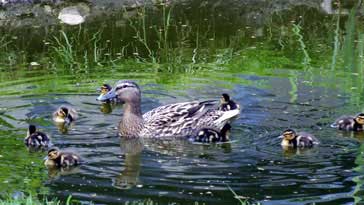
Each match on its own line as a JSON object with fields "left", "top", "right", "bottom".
{"left": 0, "top": 0, "right": 348, "bottom": 28}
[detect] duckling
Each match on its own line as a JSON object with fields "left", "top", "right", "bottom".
{"left": 191, "top": 124, "right": 231, "bottom": 143}
{"left": 97, "top": 84, "right": 113, "bottom": 102}
{"left": 331, "top": 113, "right": 364, "bottom": 131}
{"left": 219, "top": 93, "right": 239, "bottom": 111}
{"left": 24, "top": 125, "right": 51, "bottom": 147}
{"left": 44, "top": 148, "right": 81, "bottom": 167}
{"left": 52, "top": 106, "right": 77, "bottom": 124}
{"left": 280, "top": 129, "right": 319, "bottom": 148}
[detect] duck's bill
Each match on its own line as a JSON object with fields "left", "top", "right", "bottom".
{"left": 97, "top": 89, "right": 116, "bottom": 101}
{"left": 43, "top": 156, "right": 49, "bottom": 161}
{"left": 277, "top": 135, "right": 284, "bottom": 139}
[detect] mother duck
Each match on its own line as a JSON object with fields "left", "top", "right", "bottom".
{"left": 97, "top": 80, "right": 240, "bottom": 138}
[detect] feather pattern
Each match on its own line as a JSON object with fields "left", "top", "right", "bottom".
{"left": 140, "top": 100, "right": 228, "bottom": 138}
{"left": 100, "top": 80, "right": 240, "bottom": 138}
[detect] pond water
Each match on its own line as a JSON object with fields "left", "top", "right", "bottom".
{"left": 1, "top": 0, "right": 364, "bottom": 204}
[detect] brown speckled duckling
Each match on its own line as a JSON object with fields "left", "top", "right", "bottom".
{"left": 190, "top": 124, "right": 231, "bottom": 143}
{"left": 24, "top": 125, "right": 51, "bottom": 147}
{"left": 44, "top": 148, "right": 81, "bottom": 167}
{"left": 280, "top": 129, "right": 319, "bottom": 148}
{"left": 97, "top": 84, "right": 115, "bottom": 102}
{"left": 52, "top": 106, "right": 78, "bottom": 124}
{"left": 331, "top": 113, "right": 364, "bottom": 131}
{"left": 219, "top": 93, "right": 239, "bottom": 111}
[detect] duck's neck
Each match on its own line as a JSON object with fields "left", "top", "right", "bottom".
{"left": 120, "top": 99, "right": 144, "bottom": 137}
{"left": 124, "top": 101, "right": 142, "bottom": 117}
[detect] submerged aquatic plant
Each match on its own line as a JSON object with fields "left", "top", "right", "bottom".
{"left": 226, "top": 184, "right": 261, "bottom": 205}
{"left": 292, "top": 23, "right": 311, "bottom": 67}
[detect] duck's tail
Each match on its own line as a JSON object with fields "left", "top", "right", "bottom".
{"left": 214, "top": 109, "right": 240, "bottom": 125}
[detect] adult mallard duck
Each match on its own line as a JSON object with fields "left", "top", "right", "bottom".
{"left": 279, "top": 129, "right": 319, "bottom": 148}
{"left": 24, "top": 125, "right": 51, "bottom": 147}
{"left": 44, "top": 147, "right": 81, "bottom": 167}
{"left": 52, "top": 105, "right": 78, "bottom": 124}
{"left": 331, "top": 113, "right": 364, "bottom": 131}
{"left": 219, "top": 93, "right": 239, "bottom": 111}
{"left": 97, "top": 80, "right": 240, "bottom": 138}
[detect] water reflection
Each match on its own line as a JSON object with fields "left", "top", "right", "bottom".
{"left": 113, "top": 137, "right": 144, "bottom": 189}
{"left": 47, "top": 166, "right": 81, "bottom": 181}
{"left": 100, "top": 102, "right": 114, "bottom": 114}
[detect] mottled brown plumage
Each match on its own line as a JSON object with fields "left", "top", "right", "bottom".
{"left": 331, "top": 113, "right": 364, "bottom": 131}
{"left": 24, "top": 125, "right": 51, "bottom": 147}
{"left": 44, "top": 148, "right": 81, "bottom": 167}
{"left": 52, "top": 105, "right": 78, "bottom": 124}
{"left": 280, "top": 129, "right": 319, "bottom": 148}
{"left": 97, "top": 80, "right": 240, "bottom": 138}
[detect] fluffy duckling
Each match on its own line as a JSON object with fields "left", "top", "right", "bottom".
{"left": 97, "top": 83, "right": 122, "bottom": 102}
{"left": 97, "top": 84, "right": 113, "bottom": 102}
{"left": 52, "top": 106, "right": 77, "bottom": 124}
{"left": 191, "top": 124, "right": 231, "bottom": 143}
{"left": 331, "top": 113, "right": 364, "bottom": 131}
{"left": 44, "top": 148, "right": 81, "bottom": 167}
{"left": 219, "top": 93, "right": 239, "bottom": 111}
{"left": 24, "top": 125, "right": 51, "bottom": 147}
{"left": 280, "top": 129, "right": 319, "bottom": 148}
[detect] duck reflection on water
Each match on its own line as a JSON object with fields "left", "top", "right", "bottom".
{"left": 113, "top": 137, "right": 143, "bottom": 189}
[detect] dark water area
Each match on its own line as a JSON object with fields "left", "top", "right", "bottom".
{"left": 1, "top": 0, "right": 364, "bottom": 204}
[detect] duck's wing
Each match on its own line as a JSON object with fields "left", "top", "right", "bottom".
{"left": 142, "top": 100, "right": 218, "bottom": 135}
{"left": 143, "top": 100, "right": 218, "bottom": 124}
{"left": 142, "top": 100, "right": 240, "bottom": 137}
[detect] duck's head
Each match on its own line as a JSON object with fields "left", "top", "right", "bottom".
{"left": 355, "top": 113, "right": 364, "bottom": 125}
{"left": 281, "top": 129, "right": 297, "bottom": 141}
{"left": 28, "top": 124, "right": 36, "bottom": 135}
{"left": 97, "top": 80, "right": 140, "bottom": 103}
{"left": 220, "top": 93, "right": 231, "bottom": 104}
{"left": 46, "top": 148, "right": 60, "bottom": 160}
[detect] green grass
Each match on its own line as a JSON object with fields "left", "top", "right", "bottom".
{"left": 0, "top": 195, "right": 75, "bottom": 205}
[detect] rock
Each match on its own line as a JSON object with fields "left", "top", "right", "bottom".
{"left": 58, "top": 6, "right": 87, "bottom": 25}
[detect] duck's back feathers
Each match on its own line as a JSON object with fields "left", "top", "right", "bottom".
{"left": 143, "top": 100, "right": 217, "bottom": 122}
{"left": 331, "top": 115, "right": 357, "bottom": 130}
{"left": 24, "top": 131, "right": 51, "bottom": 147}
{"left": 141, "top": 100, "right": 237, "bottom": 138}
{"left": 296, "top": 132, "right": 319, "bottom": 147}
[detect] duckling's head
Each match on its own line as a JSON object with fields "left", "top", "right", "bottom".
{"left": 281, "top": 129, "right": 297, "bottom": 141}
{"left": 56, "top": 107, "right": 69, "bottom": 119}
{"left": 97, "top": 80, "right": 140, "bottom": 103}
{"left": 355, "top": 113, "right": 364, "bottom": 125}
{"left": 28, "top": 124, "right": 36, "bottom": 135}
{"left": 221, "top": 93, "right": 230, "bottom": 104}
{"left": 100, "top": 84, "right": 112, "bottom": 95}
{"left": 47, "top": 148, "right": 60, "bottom": 160}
